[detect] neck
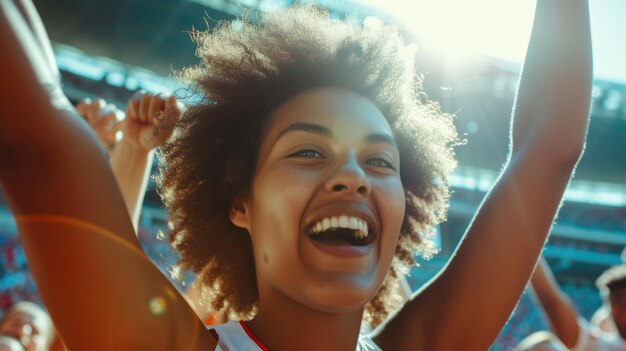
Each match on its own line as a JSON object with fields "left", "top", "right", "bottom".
{"left": 246, "top": 292, "right": 365, "bottom": 351}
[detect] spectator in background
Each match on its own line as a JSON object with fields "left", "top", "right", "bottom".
{"left": 0, "top": 302, "right": 52, "bottom": 351}
{"left": 531, "top": 258, "right": 626, "bottom": 350}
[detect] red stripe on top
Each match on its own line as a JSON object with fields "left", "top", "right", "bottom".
{"left": 239, "top": 321, "right": 271, "bottom": 351}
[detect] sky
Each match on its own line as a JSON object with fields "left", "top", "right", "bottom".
{"left": 359, "top": 0, "right": 626, "bottom": 84}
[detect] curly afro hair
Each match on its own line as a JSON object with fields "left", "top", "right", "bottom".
{"left": 156, "top": 5, "right": 459, "bottom": 326}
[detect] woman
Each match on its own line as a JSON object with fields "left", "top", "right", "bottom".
{"left": 0, "top": 0, "right": 592, "bottom": 350}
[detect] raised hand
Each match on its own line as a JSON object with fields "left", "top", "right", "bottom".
{"left": 122, "top": 91, "right": 180, "bottom": 153}
{"left": 108, "top": 91, "right": 181, "bottom": 229}
{"left": 75, "top": 98, "right": 123, "bottom": 150}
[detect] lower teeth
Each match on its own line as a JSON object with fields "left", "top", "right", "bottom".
{"left": 354, "top": 230, "right": 366, "bottom": 240}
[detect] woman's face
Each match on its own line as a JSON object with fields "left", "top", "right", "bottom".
{"left": 231, "top": 87, "right": 405, "bottom": 313}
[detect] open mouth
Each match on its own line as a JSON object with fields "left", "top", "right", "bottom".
{"left": 307, "top": 216, "right": 375, "bottom": 246}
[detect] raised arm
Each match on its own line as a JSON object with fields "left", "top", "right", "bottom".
{"left": 530, "top": 258, "right": 580, "bottom": 348}
{"left": 375, "top": 1, "right": 592, "bottom": 350}
{"left": 109, "top": 91, "right": 180, "bottom": 228}
{"left": 75, "top": 93, "right": 179, "bottom": 229}
{"left": 0, "top": 1, "right": 212, "bottom": 349}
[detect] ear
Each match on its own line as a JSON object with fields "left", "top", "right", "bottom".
{"left": 229, "top": 196, "right": 251, "bottom": 231}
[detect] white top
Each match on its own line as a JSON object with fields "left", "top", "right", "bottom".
{"left": 210, "top": 321, "right": 382, "bottom": 351}
{"left": 573, "top": 318, "right": 626, "bottom": 351}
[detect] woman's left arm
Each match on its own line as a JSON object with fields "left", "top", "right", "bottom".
{"left": 375, "top": 1, "right": 592, "bottom": 350}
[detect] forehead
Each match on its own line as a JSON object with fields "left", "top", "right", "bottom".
{"left": 266, "top": 87, "right": 393, "bottom": 138}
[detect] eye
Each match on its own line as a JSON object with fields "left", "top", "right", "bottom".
{"left": 287, "top": 149, "right": 324, "bottom": 159}
{"left": 364, "top": 157, "right": 396, "bottom": 170}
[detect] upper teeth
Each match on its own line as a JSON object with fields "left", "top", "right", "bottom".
{"left": 309, "top": 216, "right": 369, "bottom": 239}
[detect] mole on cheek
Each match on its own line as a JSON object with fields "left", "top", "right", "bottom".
{"left": 263, "top": 253, "right": 269, "bottom": 264}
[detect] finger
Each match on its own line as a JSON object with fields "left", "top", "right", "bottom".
{"left": 111, "top": 119, "right": 123, "bottom": 132}
{"left": 167, "top": 96, "right": 181, "bottom": 119}
{"left": 151, "top": 96, "right": 181, "bottom": 145}
{"left": 126, "top": 97, "right": 139, "bottom": 121}
{"left": 89, "top": 98, "right": 107, "bottom": 122}
{"left": 103, "top": 133, "right": 117, "bottom": 148}
{"left": 155, "top": 96, "right": 180, "bottom": 127}
{"left": 147, "top": 94, "right": 165, "bottom": 124}
{"left": 131, "top": 89, "right": 145, "bottom": 102}
{"left": 75, "top": 99, "right": 91, "bottom": 119}
{"left": 139, "top": 93, "right": 151, "bottom": 123}
{"left": 94, "top": 113, "right": 117, "bottom": 132}
{"left": 153, "top": 97, "right": 179, "bottom": 147}
{"left": 100, "top": 103, "right": 117, "bottom": 116}
{"left": 78, "top": 99, "right": 99, "bottom": 123}
{"left": 96, "top": 98, "right": 106, "bottom": 110}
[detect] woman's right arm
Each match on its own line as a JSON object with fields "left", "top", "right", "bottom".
{"left": 0, "top": 1, "right": 214, "bottom": 349}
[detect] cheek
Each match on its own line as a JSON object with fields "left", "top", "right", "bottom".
{"left": 377, "top": 177, "right": 406, "bottom": 230}
{"left": 249, "top": 171, "right": 316, "bottom": 264}
{"left": 375, "top": 178, "right": 406, "bottom": 262}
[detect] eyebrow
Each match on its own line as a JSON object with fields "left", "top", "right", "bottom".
{"left": 276, "top": 122, "right": 332, "bottom": 140}
{"left": 365, "top": 133, "right": 398, "bottom": 148}
{"left": 276, "top": 122, "right": 397, "bottom": 148}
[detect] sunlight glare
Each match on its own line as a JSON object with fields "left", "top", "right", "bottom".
{"left": 362, "top": 0, "right": 536, "bottom": 64}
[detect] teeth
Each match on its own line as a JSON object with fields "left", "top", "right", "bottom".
{"left": 309, "top": 216, "right": 369, "bottom": 240}
{"left": 348, "top": 217, "right": 359, "bottom": 230}
{"left": 338, "top": 216, "right": 349, "bottom": 228}
{"left": 322, "top": 218, "right": 331, "bottom": 232}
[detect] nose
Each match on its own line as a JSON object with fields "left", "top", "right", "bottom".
{"left": 324, "top": 154, "right": 371, "bottom": 196}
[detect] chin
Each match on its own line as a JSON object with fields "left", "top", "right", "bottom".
{"left": 302, "top": 282, "right": 380, "bottom": 313}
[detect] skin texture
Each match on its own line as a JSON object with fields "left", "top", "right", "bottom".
{"left": 0, "top": 1, "right": 592, "bottom": 350}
